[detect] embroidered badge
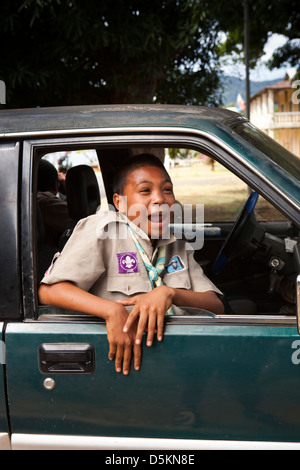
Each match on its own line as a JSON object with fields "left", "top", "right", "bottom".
{"left": 117, "top": 252, "right": 139, "bottom": 274}
{"left": 165, "top": 255, "right": 186, "bottom": 275}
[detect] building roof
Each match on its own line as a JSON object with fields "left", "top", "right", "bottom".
{"left": 250, "top": 74, "right": 292, "bottom": 101}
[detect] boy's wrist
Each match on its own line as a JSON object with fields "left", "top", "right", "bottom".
{"left": 162, "top": 285, "right": 175, "bottom": 301}
{"left": 104, "top": 300, "right": 128, "bottom": 321}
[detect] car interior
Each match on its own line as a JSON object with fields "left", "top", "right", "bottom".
{"left": 35, "top": 146, "right": 299, "bottom": 319}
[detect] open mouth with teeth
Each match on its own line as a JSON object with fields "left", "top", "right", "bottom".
{"left": 147, "top": 212, "right": 172, "bottom": 238}
{"left": 148, "top": 212, "right": 169, "bottom": 224}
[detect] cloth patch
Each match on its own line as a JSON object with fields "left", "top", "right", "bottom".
{"left": 165, "top": 256, "right": 186, "bottom": 275}
{"left": 117, "top": 252, "right": 139, "bottom": 274}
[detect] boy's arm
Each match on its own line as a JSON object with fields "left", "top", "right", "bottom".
{"left": 38, "top": 282, "right": 141, "bottom": 375}
{"left": 121, "top": 286, "right": 224, "bottom": 346}
{"left": 172, "top": 288, "right": 224, "bottom": 314}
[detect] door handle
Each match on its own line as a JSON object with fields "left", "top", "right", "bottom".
{"left": 39, "top": 343, "right": 95, "bottom": 374}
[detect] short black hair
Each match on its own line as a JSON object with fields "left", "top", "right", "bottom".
{"left": 113, "top": 154, "right": 169, "bottom": 195}
{"left": 37, "top": 159, "right": 58, "bottom": 191}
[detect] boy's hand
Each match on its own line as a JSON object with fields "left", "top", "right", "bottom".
{"left": 38, "top": 282, "right": 143, "bottom": 375}
{"left": 105, "top": 304, "right": 141, "bottom": 375}
{"left": 119, "top": 286, "right": 174, "bottom": 347}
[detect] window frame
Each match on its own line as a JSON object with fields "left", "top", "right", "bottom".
{"left": 21, "top": 131, "right": 298, "bottom": 327}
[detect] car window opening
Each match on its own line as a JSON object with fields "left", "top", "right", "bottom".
{"left": 35, "top": 147, "right": 298, "bottom": 321}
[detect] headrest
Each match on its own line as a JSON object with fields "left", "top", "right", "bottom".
{"left": 66, "top": 165, "right": 100, "bottom": 220}
{"left": 38, "top": 159, "right": 58, "bottom": 191}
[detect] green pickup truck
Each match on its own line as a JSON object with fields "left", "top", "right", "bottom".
{"left": 0, "top": 105, "right": 299, "bottom": 450}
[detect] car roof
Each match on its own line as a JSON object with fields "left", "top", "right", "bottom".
{"left": 0, "top": 104, "right": 299, "bottom": 213}
{"left": 0, "top": 104, "right": 241, "bottom": 137}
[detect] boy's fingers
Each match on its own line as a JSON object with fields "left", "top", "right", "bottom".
{"left": 122, "top": 345, "right": 132, "bottom": 375}
{"left": 133, "top": 343, "right": 142, "bottom": 371}
{"left": 117, "top": 299, "right": 135, "bottom": 305}
{"left": 146, "top": 313, "right": 157, "bottom": 346}
{"left": 108, "top": 342, "right": 116, "bottom": 361}
{"left": 135, "top": 312, "right": 148, "bottom": 345}
{"left": 123, "top": 305, "right": 139, "bottom": 332}
{"left": 115, "top": 345, "right": 124, "bottom": 373}
{"left": 157, "top": 313, "right": 165, "bottom": 342}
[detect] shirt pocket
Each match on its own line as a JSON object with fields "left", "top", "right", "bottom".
{"left": 107, "top": 275, "right": 151, "bottom": 296}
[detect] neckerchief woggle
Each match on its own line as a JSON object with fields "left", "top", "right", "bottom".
{"left": 127, "top": 225, "right": 174, "bottom": 315}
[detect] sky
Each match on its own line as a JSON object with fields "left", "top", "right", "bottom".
{"left": 221, "top": 33, "right": 297, "bottom": 82}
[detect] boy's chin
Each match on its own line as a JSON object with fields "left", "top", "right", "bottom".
{"left": 132, "top": 220, "right": 170, "bottom": 240}
{"left": 147, "top": 222, "right": 170, "bottom": 240}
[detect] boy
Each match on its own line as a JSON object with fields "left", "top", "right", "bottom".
{"left": 38, "top": 154, "right": 223, "bottom": 375}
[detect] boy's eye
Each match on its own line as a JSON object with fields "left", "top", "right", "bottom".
{"left": 138, "top": 185, "right": 173, "bottom": 194}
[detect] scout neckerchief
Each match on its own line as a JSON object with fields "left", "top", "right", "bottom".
{"left": 127, "top": 225, "right": 174, "bottom": 316}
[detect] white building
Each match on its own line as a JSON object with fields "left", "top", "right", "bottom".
{"left": 250, "top": 74, "right": 300, "bottom": 157}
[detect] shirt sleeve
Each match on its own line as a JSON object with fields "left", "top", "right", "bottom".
{"left": 41, "top": 215, "right": 105, "bottom": 292}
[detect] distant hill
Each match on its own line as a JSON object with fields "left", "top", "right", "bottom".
{"left": 220, "top": 75, "right": 280, "bottom": 106}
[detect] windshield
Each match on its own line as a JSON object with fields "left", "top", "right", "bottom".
{"left": 230, "top": 121, "right": 300, "bottom": 183}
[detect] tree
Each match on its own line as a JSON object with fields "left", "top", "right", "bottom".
{"left": 265, "top": 0, "right": 300, "bottom": 76}
{"left": 2, "top": 0, "right": 298, "bottom": 109}
{"left": 0, "top": 0, "right": 222, "bottom": 108}
{"left": 213, "top": 0, "right": 299, "bottom": 77}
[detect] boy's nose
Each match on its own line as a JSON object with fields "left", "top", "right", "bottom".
{"left": 151, "top": 190, "right": 165, "bottom": 204}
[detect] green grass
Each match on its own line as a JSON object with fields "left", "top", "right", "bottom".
{"left": 169, "top": 163, "right": 286, "bottom": 222}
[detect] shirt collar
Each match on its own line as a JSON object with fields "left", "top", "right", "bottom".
{"left": 95, "top": 210, "right": 176, "bottom": 250}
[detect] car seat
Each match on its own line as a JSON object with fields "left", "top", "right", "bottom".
{"left": 66, "top": 164, "right": 101, "bottom": 220}
{"left": 58, "top": 164, "right": 101, "bottom": 250}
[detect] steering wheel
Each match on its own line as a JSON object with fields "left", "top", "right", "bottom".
{"left": 211, "top": 191, "right": 259, "bottom": 275}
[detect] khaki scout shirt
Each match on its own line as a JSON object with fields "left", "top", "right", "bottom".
{"left": 41, "top": 211, "right": 221, "bottom": 301}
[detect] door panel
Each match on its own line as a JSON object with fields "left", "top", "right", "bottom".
{"left": 0, "top": 142, "right": 21, "bottom": 321}
{"left": 5, "top": 320, "right": 300, "bottom": 443}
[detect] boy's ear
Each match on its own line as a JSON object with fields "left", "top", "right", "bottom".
{"left": 113, "top": 194, "right": 127, "bottom": 213}
{"left": 113, "top": 193, "right": 127, "bottom": 214}
{"left": 113, "top": 193, "right": 120, "bottom": 211}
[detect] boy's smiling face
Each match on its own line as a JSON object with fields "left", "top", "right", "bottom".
{"left": 113, "top": 165, "right": 176, "bottom": 240}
